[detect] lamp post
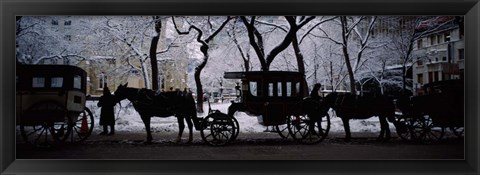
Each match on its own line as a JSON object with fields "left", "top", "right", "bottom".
{"left": 219, "top": 79, "right": 224, "bottom": 103}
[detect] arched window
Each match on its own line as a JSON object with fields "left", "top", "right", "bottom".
{"left": 98, "top": 72, "right": 106, "bottom": 90}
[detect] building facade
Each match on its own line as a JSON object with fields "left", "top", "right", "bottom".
{"left": 20, "top": 16, "right": 189, "bottom": 97}
{"left": 411, "top": 16, "right": 464, "bottom": 95}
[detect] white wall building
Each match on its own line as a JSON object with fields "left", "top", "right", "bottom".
{"left": 411, "top": 16, "right": 464, "bottom": 95}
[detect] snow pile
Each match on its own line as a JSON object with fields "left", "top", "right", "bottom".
{"left": 86, "top": 100, "right": 395, "bottom": 134}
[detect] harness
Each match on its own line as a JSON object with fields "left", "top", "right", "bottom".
{"left": 134, "top": 89, "right": 156, "bottom": 106}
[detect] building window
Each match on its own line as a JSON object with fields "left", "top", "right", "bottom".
{"left": 51, "top": 20, "right": 58, "bottom": 25}
{"left": 417, "top": 39, "right": 423, "bottom": 49}
{"left": 106, "top": 58, "right": 115, "bottom": 65}
{"left": 442, "top": 56, "right": 447, "bottom": 61}
{"left": 65, "top": 35, "right": 72, "bottom": 41}
{"left": 417, "top": 74, "right": 424, "bottom": 84}
{"left": 428, "top": 72, "right": 433, "bottom": 83}
{"left": 444, "top": 33, "right": 450, "bottom": 42}
{"left": 98, "top": 72, "right": 106, "bottom": 89}
{"left": 64, "top": 20, "right": 71, "bottom": 25}
{"left": 417, "top": 57, "right": 423, "bottom": 66}
{"left": 430, "top": 35, "right": 435, "bottom": 45}
{"left": 130, "top": 69, "right": 139, "bottom": 74}
{"left": 458, "top": 49, "right": 464, "bottom": 60}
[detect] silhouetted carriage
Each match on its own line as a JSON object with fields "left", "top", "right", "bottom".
{"left": 395, "top": 79, "right": 464, "bottom": 142}
{"left": 199, "top": 71, "right": 331, "bottom": 145}
{"left": 16, "top": 64, "right": 94, "bottom": 146}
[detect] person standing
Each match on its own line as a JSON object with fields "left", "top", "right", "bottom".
{"left": 310, "top": 83, "right": 322, "bottom": 99}
{"left": 97, "top": 86, "right": 116, "bottom": 136}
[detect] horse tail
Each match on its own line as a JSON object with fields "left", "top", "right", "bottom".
{"left": 186, "top": 92, "right": 197, "bottom": 118}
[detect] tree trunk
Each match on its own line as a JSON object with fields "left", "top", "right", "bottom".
{"left": 243, "top": 57, "right": 250, "bottom": 72}
{"left": 341, "top": 17, "right": 357, "bottom": 95}
{"left": 292, "top": 35, "right": 309, "bottom": 94}
{"left": 150, "top": 17, "right": 161, "bottom": 91}
{"left": 402, "top": 38, "right": 414, "bottom": 92}
{"left": 195, "top": 45, "right": 209, "bottom": 113}
{"left": 150, "top": 35, "right": 159, "bottom": 90}
{"left": 140, "top": 60, "right": 150, "bottom": 89}
{"left": 330, "top": 61, "right": 334, "bottom": 91}
{"left": 344, "top": 47, "right": 356, "bottom": 95}
{"left": 402, "top": 65, "right": 407, "bottom": 91}
{"left": 292, "top": 36, "right": 305, "bottom": 75}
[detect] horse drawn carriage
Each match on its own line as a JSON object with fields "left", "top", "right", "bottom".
{"left": 205, "top": 71, "right": 331, "bottom": 145}
{"left": 16, "top": 64, "right": 94, "bottom": 146}
{"left": 114, "top": 71, "right": 331, "bottom": 146}
{"left": 394, "top": 79, "right": 464, "bottom": 142}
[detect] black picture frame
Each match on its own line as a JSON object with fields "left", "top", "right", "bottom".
{"left": 2, "top": 0, "right": 479, "bottom": 174}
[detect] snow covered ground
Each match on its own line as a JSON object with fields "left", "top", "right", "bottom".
{"left": 86, "top": 100, "right": 397, "bottom": 134}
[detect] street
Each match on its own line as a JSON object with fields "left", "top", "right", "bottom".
{"left": 16, "top": 131, "right": 464, "bottom": 160}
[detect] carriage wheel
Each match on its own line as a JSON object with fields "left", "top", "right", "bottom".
{"left": 200, "top": 113, "right": 237, "bottom": 146}
{"left": 450, "top": 127, "right": 464, "bottom": 138}
{"left": 395, "top": 116, "right": 425, "bottom": 142}
{"left": 231, "top": 116, "right": 240, "bottom": 141}
{"left": 421, "top": 115, "right": 445, "bottom": 142}
{"left": 20, "top": 122, "right": 67, "bottom": 147}
{"left": 287, "top": 113, "right": 330, "bottom": 144}
{"left": 64, "top": 107, "right": 94, "bottom": 143}
{"left": 19, "top": 102, "right": 68, "bottom": 147}
{"left": 275, "top": 124, "right": 290, "bottom": 139}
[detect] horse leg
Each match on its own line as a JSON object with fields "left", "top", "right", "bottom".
{"left": 176, "top": 115, "right": 185, "bottom": 143}
{"left": 378, "top": 116, "right": 391, "bottom": 142}
{"left": 141, "top": 116, "right": 153, "bottom": 144}
{"left": 185, "top": 116, "right": 194, "bottom": 143}
{"left": 377, "top": 116, "right": 386, "bottom": 141}
{"left": 341, "top": 117, "right": 351, "bottom": 142}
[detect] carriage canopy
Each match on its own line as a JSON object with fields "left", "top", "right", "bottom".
{"left": 16, "top": 64, "right": 87, "bottom": 93}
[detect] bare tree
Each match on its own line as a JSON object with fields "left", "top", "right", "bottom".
{"left": 240, "top": 16, "right": 314, "bottom": 71}
{"left": 316, "top": 16, "right": 377, "bottom": 95}
{"left": 101, "top": 16, "right": 177, "bottom": 89}
{"left": 226, "top": 17, "right": 252, "bottom": 72}
{"left": 341, "top": 16, "right": 376, "bottom": 95}
{"left": 172, "top": 16, "right": 232, "bottom": 113}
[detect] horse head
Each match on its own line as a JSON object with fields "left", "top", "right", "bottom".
{"left": 114, "top": 83, "right": 129, "bottom": 101}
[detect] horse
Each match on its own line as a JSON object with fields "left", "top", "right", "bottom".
{"left": 324, "top": 92, "right": 397, "bottom": 142}
{"left": 113, "top": 83, "right": 198, "bottom": 144}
